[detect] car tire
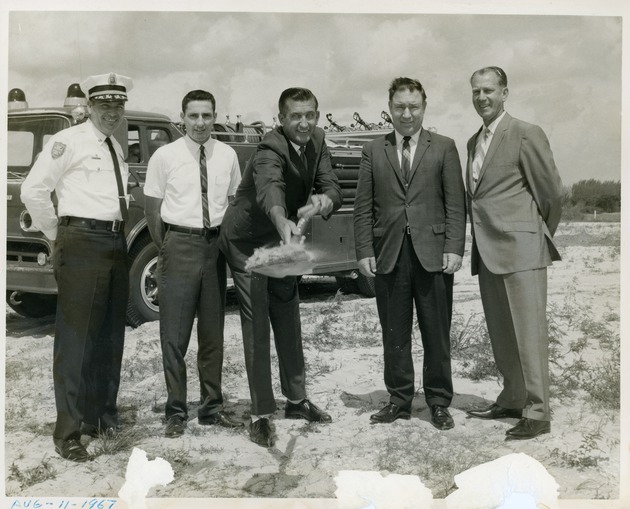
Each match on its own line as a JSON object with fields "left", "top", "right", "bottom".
{"left": 6, "top": 291, "right": 57, "bottom": 318}
{"left": 356, "top": 273, "right": 376, "bottom": 298}
{"left": 126, "top": 234, "right": 159, "bottom": 327}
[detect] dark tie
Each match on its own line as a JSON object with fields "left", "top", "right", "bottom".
{"left": 199, "top": 145, "right": 211, "bottom": 230}
{"left": 402, "top": 136, "right": 411, "bottom": 182}
{"left": 299, "top": 145, "right": 308, "bottom": 170}
{"left": 105, "top": 137, "right": 129, "bottom": 222}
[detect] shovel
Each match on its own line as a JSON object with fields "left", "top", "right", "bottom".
{"left": 244, "top": 203, "right": 320, "bottom": 277}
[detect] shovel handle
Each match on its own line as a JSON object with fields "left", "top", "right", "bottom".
{"left": 295, "top": 202, "right": 320, "bottom": 236}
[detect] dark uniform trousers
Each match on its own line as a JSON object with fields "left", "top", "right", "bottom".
{"left": 374, "top": 234, "right": 454, "bottom": 410}
{"left": 157, "top": 229, "right": 226, "bottom": 420}
{"left": 52, "top": 224, "right": 128, "bottom": 441}
{"left": 229, "top": 267, "right": 306, "bottom": 416}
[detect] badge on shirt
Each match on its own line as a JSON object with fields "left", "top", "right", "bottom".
{"left": 51, "top": 142, "right": 66, "bottom": 159}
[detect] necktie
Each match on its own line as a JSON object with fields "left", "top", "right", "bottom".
{"left": 401, "top": 136, "right": 411, "bottom": 182}
{"left": 299, "top": 145, "right": 308, "bottom": 170}
{"left": 199, "top": 145, "right": 211, "bottom": 230}
{"left": 472, "top": 127, "right": 490, "bottom": 186}
{"left": 105, "top": 137, "right": 129, "bottom": 222}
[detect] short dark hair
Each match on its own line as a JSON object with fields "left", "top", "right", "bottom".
{"left": 471, "top": 66, "right": 508, "bottom": 87}
{"left": 278, "top": 87, "right": 319, "bottom": 115}
{"left": 182, "top": 90, "right": 216, "bottom": 114}
{"left": 388, "top": 77, "right": 427, "bottom": 102}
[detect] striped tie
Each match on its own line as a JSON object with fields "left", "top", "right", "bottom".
{"left": 472, "top": 127, "right": 489, "bottom": 186}
{"left": 199, "top": 145, "right": 211, "bottom": 230}
{"left": 402, "top": 136, "right": 411, "bottom": 182}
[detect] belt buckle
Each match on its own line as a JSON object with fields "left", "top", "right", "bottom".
{"left": 111, "top": 220, "right": 122, "bottom": 233}
{"left": 406, "top": 225, "right": 411, "bottom": 235}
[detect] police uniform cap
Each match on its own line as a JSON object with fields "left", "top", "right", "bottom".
{"left": 81, "top": 72, "right": 133, "bottom": 101}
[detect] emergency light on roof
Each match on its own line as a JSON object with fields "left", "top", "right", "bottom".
{"left": 8, "top": 88, "right": 28, "bottom": 110}
{"left": 64, "top": 83, "right": 87, "bottom": 107}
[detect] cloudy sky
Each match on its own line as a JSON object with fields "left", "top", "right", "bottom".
{"left": 4, "top": 1, "right": 627, "bottom": 186}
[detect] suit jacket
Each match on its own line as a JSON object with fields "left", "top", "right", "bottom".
{"left": 354, "top": 129, "right": 466, "bottom": 274}
{"left": 466, "top": 113, "right": 563, "bottom": 276}
{"left": 219, "top": 126, "right": 342, "bottom": 270}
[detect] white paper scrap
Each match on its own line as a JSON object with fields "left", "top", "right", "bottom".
{"left": 118, "top": 447, "right": 175, "bottom": 509}
{"left": 444, "top": 452, "right": 559, "bottom": 509}
{"left": 335, "top": 470, "right": 433, "bottom": 509}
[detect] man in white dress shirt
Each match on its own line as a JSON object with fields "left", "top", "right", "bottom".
{"left": 144, "top": 90, "right": 242, "bottom": 438}
{"left": 21, "top": 72, "right": 133, "bottom": 462}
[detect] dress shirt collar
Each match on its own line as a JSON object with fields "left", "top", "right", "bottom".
{"left": 87, "top": 119, "right": 109, "bottom": 144}
{"left": 483, "top": 111, "right": 506, "bottom": 136}
{"left": 290, "top": 140, "right": 306, "bottom": 154}
{"left": 185, "top": 134, "right": 215, "bottom": 154}
{"left": 394, "top": 128, "right": 422, "bottom": 148}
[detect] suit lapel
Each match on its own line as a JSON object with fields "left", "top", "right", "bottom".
{"left": 467, "top": 129, "right": 481, "bottom": 194}
{"left": 477, "top": 113, "right": 510, "bottom": 184}
{"left": 384, "top": 131, "right": 405, "bottom": 185}
{"left": 408, "top": 129, "right": 430, "bottom": 182}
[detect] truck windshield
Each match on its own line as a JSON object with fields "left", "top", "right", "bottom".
{"left": 8, "top": 115, "right": 71, "bottom": 174}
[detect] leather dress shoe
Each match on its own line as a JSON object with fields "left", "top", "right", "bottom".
{"left": 370, "top": 403, "right": 411, "bottom": 424}
{"left": 466, "top": 403, "right": 522, "bottom": 420}
{"left": 164, "top": 415, "right": 187, "bottom": 438}
{"left": 198, "top": 411, "right": 244, "bottom": 428}
{"left": 54, "top": 438, "right": 90, "bottom": 462}
{"left": 249, "top": 418, "right": 274, "bottom": 447}
{"left": 505, "top": 418, "right": 550, "bottom": 440}
{"left": 430, "top": 405, "right": 454, "bottom": 430}
{"left": 285, "top": 399, "right": 332, "bottom": 423}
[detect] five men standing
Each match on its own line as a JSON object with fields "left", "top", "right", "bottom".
{"left": 353, "top": 77, "right": 466, "bottom": 430}
{"left": 144, "top": 90, "right": 243, "bottom": 438}
{"left": 464, "top": 67, "right": 563, "bottom": 440}
{"left": 20, "top": 68, "right": 563, "bottom": 460}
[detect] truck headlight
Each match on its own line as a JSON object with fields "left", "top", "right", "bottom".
{"left": 20, "top": 210, "right": 41, "bottom": 233}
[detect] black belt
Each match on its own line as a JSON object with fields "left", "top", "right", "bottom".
{"left": 60, "top": 216, "right": 124, "bottom": 233}
{"left": 165, "top": 223, "right": 220, "bottom": 237}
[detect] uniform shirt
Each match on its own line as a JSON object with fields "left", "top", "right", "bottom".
{"left": 144, "top": 135, "right": 241, "bottom": 228}
{"left": 20, "top": 119, "right": 129, "bottom": 240}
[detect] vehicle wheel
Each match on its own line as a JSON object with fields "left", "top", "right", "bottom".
{"left": 6, "top": 291, "right": 57, "bottom": 318}
{"left": 126, "top": 234, "right": 159, "bottom": 327}
{"left": 356, "top": 273, "right": 376, "bottom": 298}
{"left": 335, "top": 276, "right": 358, "bottom": 294}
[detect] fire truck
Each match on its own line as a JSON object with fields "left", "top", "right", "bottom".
{"left": 6, "top": 85, "right": 380, "bottom": 326}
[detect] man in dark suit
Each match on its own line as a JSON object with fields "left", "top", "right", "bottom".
{"left": 219, "top": 87, "right": 343, "bottom": 447}
{"left": 354, "top": 77, "right": 466, "bottom": 430}
{"left": 464, "top": 66, "right": 563, "bottom": 440}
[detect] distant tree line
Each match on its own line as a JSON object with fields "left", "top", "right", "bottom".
{"left": 562, "top": 179, "right": 621, "bottom": 218}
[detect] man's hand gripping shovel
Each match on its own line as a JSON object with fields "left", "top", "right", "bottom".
{"left": 244, "top": 201, "right": 320, "bottom": 278}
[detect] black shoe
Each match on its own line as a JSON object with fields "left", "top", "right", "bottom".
{"left": 198, "top": 411, "right": 244, "bottom": 428}
{"left": 285, "top": 399, "right": 332, "bottom": 423}
{"left": 165, "top": 416, "right": 187, "bottom": 438}
{"left": 81, "top": 422, "right": 119, "bottom": 438}
{"left": 54, "top": 438, "right": 90, "bottom": 462}
{"left": 249, "top": 418, "right": 274, "bottom": 447}
{"left": 466, "top": 403, "right": 522, "bottom": 420}
{"left": 505, "top": 418, "right": 550, "bottom": 440}
{"left": 369, "top": 403, "right": 411, "bottom": 424}
{"left": 430, "top": 405, "right": 454, "bottom": 430}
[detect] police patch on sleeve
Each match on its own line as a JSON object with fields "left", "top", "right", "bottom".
{"left": 51, "top": 142, "right": 66, "bottom": 159}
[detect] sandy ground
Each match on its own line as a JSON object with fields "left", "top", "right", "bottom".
{"left": 3, "top": 222, "right": 622, "bottom": 504}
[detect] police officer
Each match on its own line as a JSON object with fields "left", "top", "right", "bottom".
{"left": 21, "top": 72, "right": 133, "bottom": 462}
